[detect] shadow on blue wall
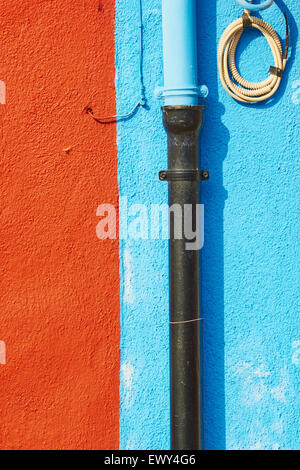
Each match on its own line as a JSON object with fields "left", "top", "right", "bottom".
{"left": 197, "top": 0, "right": 297, "bottom": 450}
{"left": 197, "top": 0, "right": 229, "bottom": 450}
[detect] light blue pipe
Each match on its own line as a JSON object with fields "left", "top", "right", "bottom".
{"left": 162, "top": 0, "right": 199, "bottom": 106}
{"left": 236, "top": 0, "right": 274, "bottom": 11}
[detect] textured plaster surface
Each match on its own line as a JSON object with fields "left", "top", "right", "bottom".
{"left": 116, "top": 0, "right": 299, "bottom": 450}
{"left": 116, "top": 0, "right": 169, "bottom": 450}
{"left": 0, "top": 0, "right": 119, "bottom": 449}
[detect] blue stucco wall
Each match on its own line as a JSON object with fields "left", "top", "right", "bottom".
{"left": 116, "top": 0, "right": 299, "bottom": 450}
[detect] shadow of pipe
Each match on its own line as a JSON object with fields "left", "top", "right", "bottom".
{"left": 197, "top": 1, "right": 229, "bottom": 451}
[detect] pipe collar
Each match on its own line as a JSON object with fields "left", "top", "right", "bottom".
{"left": 162, "top": 106, "right": 204, "bottom": 134}
{"left": 155, "top": 86, "right": 209, "bottom": 104}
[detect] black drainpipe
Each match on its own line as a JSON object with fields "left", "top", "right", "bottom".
{"left": 159, "top": 105, "right": 206, "bottom": 450}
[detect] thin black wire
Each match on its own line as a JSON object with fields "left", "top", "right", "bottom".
{"left": 88, "top": 0, "right": 146, "bottom": 123}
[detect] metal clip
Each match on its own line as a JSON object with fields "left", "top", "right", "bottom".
{"left": 159, "top": 169, "right": 209, "bottom": 182}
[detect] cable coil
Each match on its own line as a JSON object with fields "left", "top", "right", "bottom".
{"left": 218, "top": 9, "right": 289, "bottom": 103}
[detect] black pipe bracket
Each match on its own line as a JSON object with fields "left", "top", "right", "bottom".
{"left": 159, "top": 169, "right": 209, "bottom": 182}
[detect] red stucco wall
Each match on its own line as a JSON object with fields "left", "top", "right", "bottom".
{"left": 0, "top": 0, "right": 119, "bottom": 449}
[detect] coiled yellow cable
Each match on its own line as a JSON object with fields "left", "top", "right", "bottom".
{"left": 218, "top": 9, "right": 289, "bottom": 103}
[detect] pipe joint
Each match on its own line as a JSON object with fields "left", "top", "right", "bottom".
{"left": 155, "top": 86, "right": 208, "bottom": 104}
{"left": 162, "top": 106, "right": 204, "bottom": 135}
{"left": 161, "top": 85, "right": 209, "bottom": 104}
